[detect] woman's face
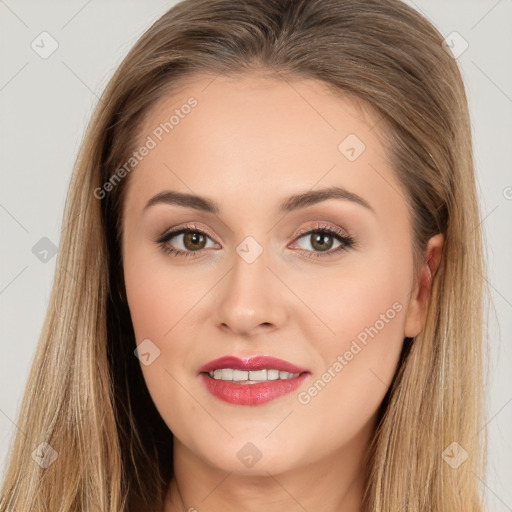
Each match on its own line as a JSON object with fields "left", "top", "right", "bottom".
{"left": 121, "top": 74, "right": 435, "bottom": 476}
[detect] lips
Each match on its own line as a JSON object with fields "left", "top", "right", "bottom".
{"left": 198, "top": 355, "right": 308, "bottom": 374}
{"left": 198, "top": 355, "right": 310, "bottom": 406}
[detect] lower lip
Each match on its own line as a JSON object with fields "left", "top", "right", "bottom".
{"left": 200, "top": 373, "right": 309, "bottom": 405}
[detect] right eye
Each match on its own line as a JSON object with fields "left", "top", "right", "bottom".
{"left": 156, "top": 225, "right": 217, "bottom": 259}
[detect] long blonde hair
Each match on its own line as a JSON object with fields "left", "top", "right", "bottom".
{"left": 0, "top": 0, "right": 487, "bottom": 510}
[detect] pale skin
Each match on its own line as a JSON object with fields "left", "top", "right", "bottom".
{"left": 121, "top": 73, "right": 443, "bottom": 512}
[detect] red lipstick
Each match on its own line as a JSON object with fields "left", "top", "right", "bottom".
{"left": 198, "top": 355, "right": 310, "bottom": 406}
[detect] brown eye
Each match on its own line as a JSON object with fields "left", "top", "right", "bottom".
{"left": 309, "top": 232, "right": 335, "bottom": 252}
{"left": 292, "top": 224, "right": 355, "bottom": 259}
{"left": 157, "top": 227, "right": 216, "bottom": 258}
{"left": 182, "top": 231, "right": 207, "bottom": 251}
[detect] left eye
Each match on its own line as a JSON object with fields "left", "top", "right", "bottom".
{"left": 290, "top": 225, "right": 355, "bottom": 258}
{"left": 294, "top": 230, "right": 343, "bottom": 252}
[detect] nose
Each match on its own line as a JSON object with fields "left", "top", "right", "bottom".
{"left": 213, "top": 247, "right": 289, "bottom": 337}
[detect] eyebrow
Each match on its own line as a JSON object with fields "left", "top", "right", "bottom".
{"left": 143, "top": 185, "right": 374, "bottom": 214}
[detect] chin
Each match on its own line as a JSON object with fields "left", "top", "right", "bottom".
{"left": 188, "top": 435, "right": 306, "bottom": 476}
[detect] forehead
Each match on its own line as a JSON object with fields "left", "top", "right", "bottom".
{"left": 123, "top": 73, "right": 405, "bottom": 223}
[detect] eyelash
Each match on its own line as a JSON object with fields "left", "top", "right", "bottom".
{"left": 156, "top": 223, "right": 355, "bottom": 260}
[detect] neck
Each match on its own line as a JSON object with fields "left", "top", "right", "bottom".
{"left": 164, "top": 415, "right": 376, "bottom": 512}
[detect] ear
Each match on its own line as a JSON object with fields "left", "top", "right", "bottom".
{"left": 404, "top": 233, "right": 444, "bottom": 338}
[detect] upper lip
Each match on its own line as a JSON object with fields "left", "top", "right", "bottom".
{"left": 198, "top": 355, "right": 309, "bottom": 375}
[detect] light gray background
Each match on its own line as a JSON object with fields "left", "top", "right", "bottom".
{"left": 1, "top": 0, "right": 511, "bottom": 509}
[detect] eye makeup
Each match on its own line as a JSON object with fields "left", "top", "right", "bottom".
{"left": 154, "top": 222, "right": 356, "bottom": 260}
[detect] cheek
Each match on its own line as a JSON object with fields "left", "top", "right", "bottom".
{"left": 293, "top": 251, "right": 413, "bottom": 435}
{"left": 320, "top": 248, "right": 412, "bottom": 369}
{"left": 123, "top": 246, "right": 206, "bottom": 342}
{"left": 123, "top": 247, "right": 204, "bottom": 432}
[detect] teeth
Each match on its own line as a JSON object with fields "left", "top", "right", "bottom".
{"left": 232, "top": 369, "right": 248, "bottom": 381}
{"left": 208, "top": 368, "right": 300, "bottom": 382}
{"left": 267, "top": 369, "right": 280, "bottom": 380}
{"left": 213, "top": 368, "right": 232, "bottom": 380}
{"left": 249, "top": 369, "right": 267, "bottom": 381}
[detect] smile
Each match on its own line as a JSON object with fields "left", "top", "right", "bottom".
{"left": 208, "top": 368, "right": 300, "bottom": 383}
{"left": 198, "top": 355, "right": 310, "bottom": 406}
